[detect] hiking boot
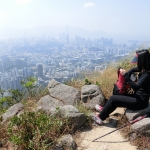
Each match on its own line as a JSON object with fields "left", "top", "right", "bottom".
{"left": 95, "top": 104, "right": 103, "bottom": 112}
{"left": 93, "top": 114, "right": 103, "bottom": 125}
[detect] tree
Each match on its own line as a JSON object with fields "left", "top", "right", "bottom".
{"left": 21, "top": 77, "right": 37, "bottom": 97}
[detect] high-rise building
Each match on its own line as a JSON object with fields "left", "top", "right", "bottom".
{"left": 10, "top": 67, "right": 18, "bottom": 77}
{"left": 1, "top": 78, "right": 11, "bottom": 90}
{"left": 15, "top": 76, "right": 23, "bottom": 90}
{"left": 23, "top": 67, "right": 28, "bottom": 78}
{"left": 0, "top": 60, "right": 4, "bottom": 73}
{"left": 22, "top": 67, "right": 33, "bottom": 78}
{"left": 10, "top": 77, "right": 16, "bottom": 90}
{"left": 37, "top": 64, "right": 43, "bottom": 79}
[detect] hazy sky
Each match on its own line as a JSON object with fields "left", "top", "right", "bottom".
{"left": 0, "top": 0, "right": 150, "bottom": 37}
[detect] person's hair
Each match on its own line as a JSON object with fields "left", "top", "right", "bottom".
{"left": 136, "top": 49, "right": 150, "bottom": 72}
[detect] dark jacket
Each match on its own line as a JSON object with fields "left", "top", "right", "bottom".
{"left": 124, "top": 67, "right": 150, "bottom": 102}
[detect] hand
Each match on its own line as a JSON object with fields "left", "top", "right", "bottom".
{"left": 120, "top": 69, "right": 126, "bottom": 75}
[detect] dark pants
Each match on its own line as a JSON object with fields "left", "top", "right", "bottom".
{"left": 99, "top": 95, "right": 149, "bottom": 121}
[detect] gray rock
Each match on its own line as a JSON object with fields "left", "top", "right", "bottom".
{"left": 59, "top": 105, "right": 86, "bottom": 128}
{"left": 131, "top": 118, "right": 150, "bottom": 134}
{"left": 67, "top": 112, "right": 86, "bottom": 129}
{"left": 48, "top": 79, "right": 81, "bottom": 105}
{"left": 36, "top": 95, "right": 64, "bottom": 115}
{"left": 55, "top": 134, "right": 77, "bottom": 150}
{"left": 2, "top": 103, "right": 23, "bottom": 123}
{"left": 125, "top": 103, "right": 150, "bottom": 138}
{"left": 81, "top": 84, "right": 106, "bottom": 109}
{"left": 37, "top": 99, "right": 86, "bottom": 129}
{"left": 125, "top": 103, "right": 150, "bottom": 121}
{"left": 59, "top": 105, "right": 79, "bottom": 116}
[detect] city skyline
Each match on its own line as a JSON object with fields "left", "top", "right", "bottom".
{"left": 0, "top": 34, "right": 144, "bottom": 91}
{"left": 0, "top": 1, "right": 150, "bottom": 41}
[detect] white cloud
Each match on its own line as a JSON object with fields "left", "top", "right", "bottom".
{"left": 16, "top": 0, "right": 31, "bottom": 5}
{"left": 83, "top": 2, "right": 95, "bottom": 8}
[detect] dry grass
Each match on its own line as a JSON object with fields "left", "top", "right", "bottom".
{"left": 85, "top": 67, "right": 117, "bottom": 99}
{"left": 117, "top": 114, "right": 131, "bottom": 139}
{"left": 68, "top": 59, "right": 136, "bottom": 99}
{"left": 21, "top": 87, "right": 49, "bottom": 112}
{"left": 66, "top": 64, "right": 119, "bottom": 99}
{"left": 117, "top": 113, "right": 150, "bottom": 150}
{"left": 130, "top": 134, "right": 150, "bottom": 150}
{"left": 65, "top": 79, "right": 85, "bottom": 90}
{"left": 0, "top": 123, "right": 9, "bottom": 148}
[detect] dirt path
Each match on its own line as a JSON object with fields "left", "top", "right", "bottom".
{"left": 75, "top": 108, "right": 137, "bottom": 150}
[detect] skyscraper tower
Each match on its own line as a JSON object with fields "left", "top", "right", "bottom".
{"left": 37, "top": 64, "right": 43, "bottom": 79}
{"left": 23, "top": 67, "right": 28, "bottom": 78}
{"left": 0, "top": 60, "right": 4, "bottom": 73}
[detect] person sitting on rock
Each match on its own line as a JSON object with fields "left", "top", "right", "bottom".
{"left": 93, "top": 49, "right": 150, "bottom": 125}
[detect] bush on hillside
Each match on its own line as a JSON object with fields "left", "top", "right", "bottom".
{"left": 8, "top": 110, "right": 75, "bottom": 150}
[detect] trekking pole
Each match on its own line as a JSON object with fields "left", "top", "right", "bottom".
{"left": 92, "top": 115, "right": 147, "bottom": 142}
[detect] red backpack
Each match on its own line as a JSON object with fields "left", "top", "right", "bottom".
{"left": 113, "top": 68, "right": 131, "bottom": 95}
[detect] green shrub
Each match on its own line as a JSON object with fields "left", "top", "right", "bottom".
{"left": 0, "top": 96, "right": 14, "bottom": 113}
{"left": 8, "top": 111, "right": 73, "bottom": 150}
{"left": 9, "top": 89, "right": 23, "bottom": 102}
{"left": 21, "top": 77, "right": 38, "bottom": 98}
{"left": 0, "top": 89, "right": 23, "bottom": 114}
{"left": 84, "top": 78, "right": 93, "bottom": 85}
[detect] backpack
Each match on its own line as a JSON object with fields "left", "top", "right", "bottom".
{"left": 113, "top": 68, "right": 131, "bottom": 95}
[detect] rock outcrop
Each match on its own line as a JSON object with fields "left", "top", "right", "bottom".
{"left": 48, "top": 79, "right": 81, "bottom": 105}
{"left": 81, "top": 84, "right": 107, "bottom": 109}
{"left": 2, "top": 103, "right": 23, "bottom": 123}
{"left": 126, "top": 103, "right": 150, "bottom": 121}
{"left": 125, "top": 102, "right": 150, "bottom": 136}
{"left": 2, "top": 79, "right": 150, "bottom": 149}
{"left": 36, "top": 95, "right": 64, "bottom": 115}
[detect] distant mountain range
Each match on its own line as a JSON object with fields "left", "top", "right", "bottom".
{"left": 0, "top": 26, "right": 149, "bottom": 42}
{"left": 0, "top": 26, "right": 107, "bottom": 38}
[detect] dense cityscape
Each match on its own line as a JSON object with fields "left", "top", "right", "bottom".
{"left": 0, "top": 33, "right": 148, "bottom": 94}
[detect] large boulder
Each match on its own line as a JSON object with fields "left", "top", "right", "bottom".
{"left": 81, "top": 84, "right": 106, "bottom": 109}
{"left": 59, "top": 105, "right": 87, "bottom": 129}
{"left": 125, "top": 102, "right": 150, "bottom": 121}
{"left": 125, "top": 102, "right": 150, "bottom": 137}
{"left": 37, "top": 97, "right": 86, "bottom": 128}
{"left": 36, "top": 95, "right": 64, "bottom": 115}
{"left": 2, "top": 103, "right": 23, "bottom": 123}
{"left": 48, "top": 79, "right": 81, "bottom": 105}
{"left": 131, "top": 118, "right": 150, "bottom": 134}
{"left": 59, "top": 105, "right": 79, "bottom": 116}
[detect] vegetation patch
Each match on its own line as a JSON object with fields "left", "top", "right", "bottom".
{"left": 8, "top": 111, "right": 75, "bottom": 150}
